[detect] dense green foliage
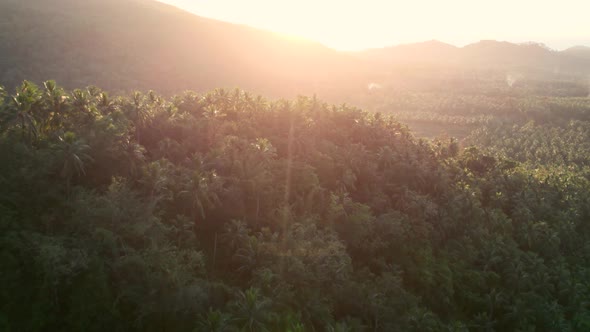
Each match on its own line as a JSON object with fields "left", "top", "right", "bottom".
{"left": 356, "top": 82, "right": 590, "bottom": 138}
{"left": 1, "top": 81, "right": 590, "bottom": 331}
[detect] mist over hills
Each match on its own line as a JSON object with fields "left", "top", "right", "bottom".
{"left": 0, "top": 0, "right": 589, "bottom": 96}
{"left": 358, "top": 40, "right": 590, "bottom": 73}
{"left": 562, "top": 45, "right": 590, "bottom": 60}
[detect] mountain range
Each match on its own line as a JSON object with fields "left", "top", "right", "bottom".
{"left": 0, "top": 0, "right": 589, "bottom": 96}
{"left": 361, "top": 40, "right": 590, "bottom": 69}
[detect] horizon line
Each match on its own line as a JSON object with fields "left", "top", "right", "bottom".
{"left": 155, "top": 0, "right": 590, "bottom": 52}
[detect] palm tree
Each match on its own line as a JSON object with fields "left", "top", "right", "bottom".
{"left": 41, "top": 80, "right": 67, "bottom": 135}
{"left": 70, "top": 89, "right": 99, "bottom": 130}
{"left": 96, "top": 91, "right": 116, "bottom": 115}
{"left": 230, "top": 288, "right": 273, "bottom": 332}
{"left": 71, "top": 89, "right": 91, "bottom": 114}
{"left": 176, "top": 155, "right": 221, "bottom": 225}
{"left": 120, "top": 138, "right": 146, "bottom": 177}
{"left": 275, "top": 312, "right": 306, "bottom": 332}
{"left": 234, "top": 139, "right": 276, "bottom": 223}
{"left": 233, "top": 236, "right": 262, "bottom": 274}
{"left": 196, "top": 308, "right": 233, "bottom": 332}
{"left": 54, "top": 132, "right": 93, "bottom": 194}
{"left": 139, "top": 160, "right": 173, "bottom": 206}
{"left": 2, "top": 81, "right": 41, "bottom": 143}
{"left": 128, "top": 91, "right": 152, "bottom": 145}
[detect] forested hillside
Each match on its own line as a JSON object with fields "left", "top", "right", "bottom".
{"left": 2, "top": 81, "right": 590, "bottom": 331}
{"left": 1, "top": 0, "right": 588, "bottom": 100}
{"left": 363, "top": 91, "right": 590, "bottom": 138}
{"left": 0, "top": 0, "right": 357, "bottom": 95}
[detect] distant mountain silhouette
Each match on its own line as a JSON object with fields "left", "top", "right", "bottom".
{"left": 359, "top": 40, "right": 590, "bottom": 74}
{"left": 562, "top": 46, "right": 590, "bottom": 59}
{"left": 358, "top": 40, "right": 460, "bottom": 65}
{"left": 0, "top": 0, "right": 588, "bottom": 95}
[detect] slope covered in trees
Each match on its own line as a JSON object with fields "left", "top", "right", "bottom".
{"left": 1, "top": 0, "right": 588, "bottom": 99}
{"left": 1, "top": 81, "right": 590, "bottom": 331}
{"left": 0, "top": 0, "right": 358, "bottom": 95}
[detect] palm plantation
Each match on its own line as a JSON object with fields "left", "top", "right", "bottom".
{"left": 1, "top": 81, "right": 590, "bottom": 331}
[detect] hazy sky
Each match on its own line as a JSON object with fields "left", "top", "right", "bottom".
{"left": 157, "top": 0, "right": 589, "bottom": 50}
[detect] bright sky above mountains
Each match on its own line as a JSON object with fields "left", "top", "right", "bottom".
{"left": 158, "top": 0, "right": 589, "bottom": 50}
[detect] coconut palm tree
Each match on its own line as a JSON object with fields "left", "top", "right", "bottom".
{"left": 176, "top": 155, "right": 218, "bottom": 221}
{"left": 96, "top": 91, "right": 116, "bottom": 115}
{"left": 69, "top": 88, "right": 100, "bottom": 131}
{"left": 1, "top": 81, "right": 41, "bottom": 143}
{"left": 54, "top": 131, "right": 93, "bottom": 194}
{"left": 128, "top": 91, "right": 152, "bottom": 145}
{"left": 196, "top": 308, "right": 233, "bottom": 332}
{"left": 41, "top": 80, "right": 67, "bottom": 135}
{"left": 120, "top": 138, "right": 146, "bottom": 177}
{"left": 230, "top": 288, "right": 273, "bottom": 332}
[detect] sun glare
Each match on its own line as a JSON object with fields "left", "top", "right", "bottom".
{"left": 158, "top": 0, "right": 589, "bottom": 50}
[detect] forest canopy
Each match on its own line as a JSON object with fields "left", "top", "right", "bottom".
{"left": 1, "top": 81, "right": 590, "bottom": 331}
